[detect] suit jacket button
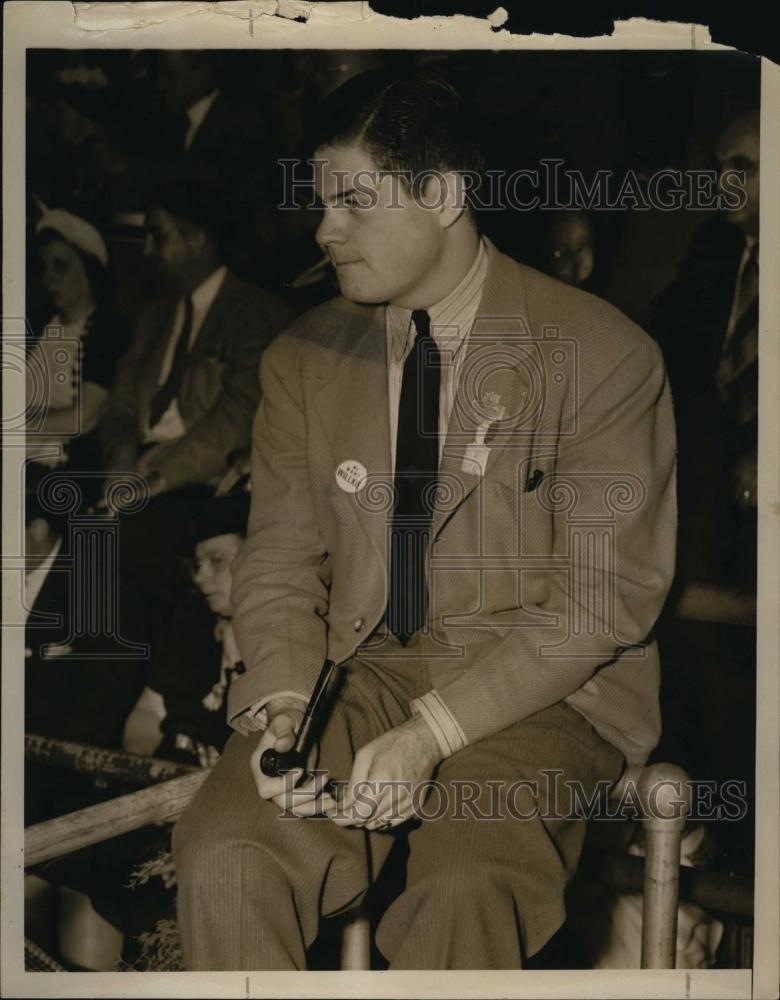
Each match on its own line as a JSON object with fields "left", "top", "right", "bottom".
{"left": 353, "top": 618, "right": 365, "bottom": 632}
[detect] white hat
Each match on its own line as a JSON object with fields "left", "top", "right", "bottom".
{"left": 35, "top": 207, "right": 109, "bottom": 267}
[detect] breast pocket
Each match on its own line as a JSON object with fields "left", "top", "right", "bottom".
{"left": 491, "top": 459, "right": 551, "bottom": 502}
{"left": 488, "top": 459, "right": 556, "bottom": 557}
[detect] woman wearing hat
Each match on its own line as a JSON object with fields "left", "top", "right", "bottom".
{"left": 25, "top": 493, "right": 251, "bottom": 970}
{"left": 25, "top": 207, "right": 125, "bottom": 476}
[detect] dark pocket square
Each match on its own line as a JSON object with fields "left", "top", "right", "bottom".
{"left": 525, "top": 469, "right": 545, "bottom": 492}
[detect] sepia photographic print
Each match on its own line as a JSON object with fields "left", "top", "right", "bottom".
{"left": 2, "top": 3, "right": 779, "bottom": 998}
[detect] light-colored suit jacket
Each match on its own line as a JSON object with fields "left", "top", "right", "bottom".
{"left": 99, "top": 272, "right": 293, "bottom": 491}
{"left": 230, "top": 242, "right": 677, "bottom": 766}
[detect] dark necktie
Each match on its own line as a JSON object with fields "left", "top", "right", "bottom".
{"left": 149, "top": 295, "right": 194, "bottom": 429}
{"left": 717, "top": 241, "right": 758, "bottom": 446}
{"left": 387, "top": 309, "right": 441, "bottom": 645}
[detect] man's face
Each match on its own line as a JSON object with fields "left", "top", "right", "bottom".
{"left": 144, "top": 206, "right": 197, "bottom": 288}
{"left": 717, "top": 114, "right": 760, "bottom": 236}
{"left": 193, "top": 533, "right": 242, "bottom": 616}
{"left": 313, "top": 142, "right": 445, "bottom": 307}
{"left": 542, "top": 214, "right": 594, "bottom": 287}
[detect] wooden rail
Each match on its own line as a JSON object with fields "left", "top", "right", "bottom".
{"left": 582, "top": 851, "right": 754, "bottom": 918}
{"left": 24, "top": 752, "right": 752, "bottom": 974}
{"left": 676, "top": 582, "right": 756, "bottom": 626}
{"left": 25, "top": 734, "right": 198, "bottom": 787}
{"left": 25, "top": 770, "right": 210, "bottom": 868}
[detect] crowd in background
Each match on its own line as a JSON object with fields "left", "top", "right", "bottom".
{"left": 22, "top": 48, "right": 759, "bottom": 970}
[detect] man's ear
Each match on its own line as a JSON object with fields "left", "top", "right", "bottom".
{"left": 187, "top": 226, "right": 209, "bottom": 256}
{"left": 575, "top": 245, "right": 595, "bottom": 285}
{"left": 421, "top": 171, "right": 467, "bottom": 230}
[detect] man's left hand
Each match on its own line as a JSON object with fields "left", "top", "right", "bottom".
{"left": 325, "top": 715, "right": 443, "bottom": 831}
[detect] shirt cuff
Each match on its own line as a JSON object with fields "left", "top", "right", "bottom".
{"left": 231, "top": 690, "right": 309, "bottom": 735}
{"left": 410, "top": 689, "right": 468, "bottom": 759}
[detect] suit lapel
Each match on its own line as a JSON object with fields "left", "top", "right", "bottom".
{"left": 138, "top": 296, "right": 178, "bottom": 420}
{"left": 313, "top": 304, "right": 392, "bottom": 565}
{"left": 313, "top": 246, "right": 538, "bottom": 554}
{"left": 26, "top": 551, "right": 69, "bottom": 647}
{"left": 433, "top": 243, "right": 536, "bottom": 540}
{"left": 187, "top": 92, "right": 222, "bottom": 158}
{"left": 136, "top": 274, "right": 235, "bottom": 426}
{"left": 187, "top": 270, "right": 237, "bottom": 363}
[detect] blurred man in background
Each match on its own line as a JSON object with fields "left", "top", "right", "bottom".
{"left": 649, "top": 109, "right": 759, "bottom": 866}
{"left": 98, "top": 170, "right": 291, "bottom": 645}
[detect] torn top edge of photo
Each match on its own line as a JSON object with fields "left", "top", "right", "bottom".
{"left": 63, "top": 1, "right": 721, "bottom": 51}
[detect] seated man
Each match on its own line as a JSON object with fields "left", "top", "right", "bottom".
{"left": 98, "top": 171, "right": 291, "bottom": 498}
{"left": 647, "top": 109, "right": 759, "bottom": 864}
{"left": 650, "top": 108, "right": 759, "bottom": 593}
{"left": 173, "top": 70, "right": 676, "bottom": 970}
{"left": 97, "top": 170, "right": 292, "bottom": 642}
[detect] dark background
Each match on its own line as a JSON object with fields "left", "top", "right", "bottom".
{"left": 369, "top": 1, "right": 779, "bottom": 64}
{"left": 27, "top": 47, "right": 760, "bottom": 328}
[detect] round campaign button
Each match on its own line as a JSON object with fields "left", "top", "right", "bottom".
{"left": 335, "top": 459, "right": 368, "bottom": 494}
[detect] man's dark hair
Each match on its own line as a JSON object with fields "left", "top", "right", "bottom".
{"left": 311, "top": 69, "right": 485, "bottom": 187}
{"left": 147, "top": 169, "right": 232, "bottom": 259}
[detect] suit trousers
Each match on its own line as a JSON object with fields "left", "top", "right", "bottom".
{"left": 173, "top": 639, "right": 625, "bottom": 970}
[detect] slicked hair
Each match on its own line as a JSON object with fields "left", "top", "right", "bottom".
{"left": 310, "top": 69, "right": 485, "bottom": 188}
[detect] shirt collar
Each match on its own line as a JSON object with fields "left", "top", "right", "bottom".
{"left": 186, "top": 90, "right": 219, "bottom": 134}
{"left": 387, "top": 238, "right": 488, "bottom": 361}
{"left": 190, "top": 264, "right": 228, "bottom": 316}
{"left": 24, "top": 537, "right": 62, "bottom": 612}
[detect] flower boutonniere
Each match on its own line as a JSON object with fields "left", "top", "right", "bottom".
{"left": 462, "top": 391, "right": 505, "bottom": 477}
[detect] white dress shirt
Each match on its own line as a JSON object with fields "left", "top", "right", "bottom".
{"left": 145, "top": 265, "right": 228, "bottom": 443}
{"left": 723, "top": 233, "right": 758, "bottom": 345}
{"left": 386, "top": 240, "right": 488, "bottom": 758}
{"left": 385, "top": 238, "right": 488, "bottom": 466}
{"left": 184, "top": 89, "right": 219, "bottom": 152}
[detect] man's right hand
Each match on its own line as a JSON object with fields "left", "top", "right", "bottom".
{"left": 249, "top": 701, "right": 337, "bottom": 817}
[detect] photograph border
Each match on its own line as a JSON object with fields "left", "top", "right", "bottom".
{"left": 2, "top": 4, "right": 778, "bottom": 998}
